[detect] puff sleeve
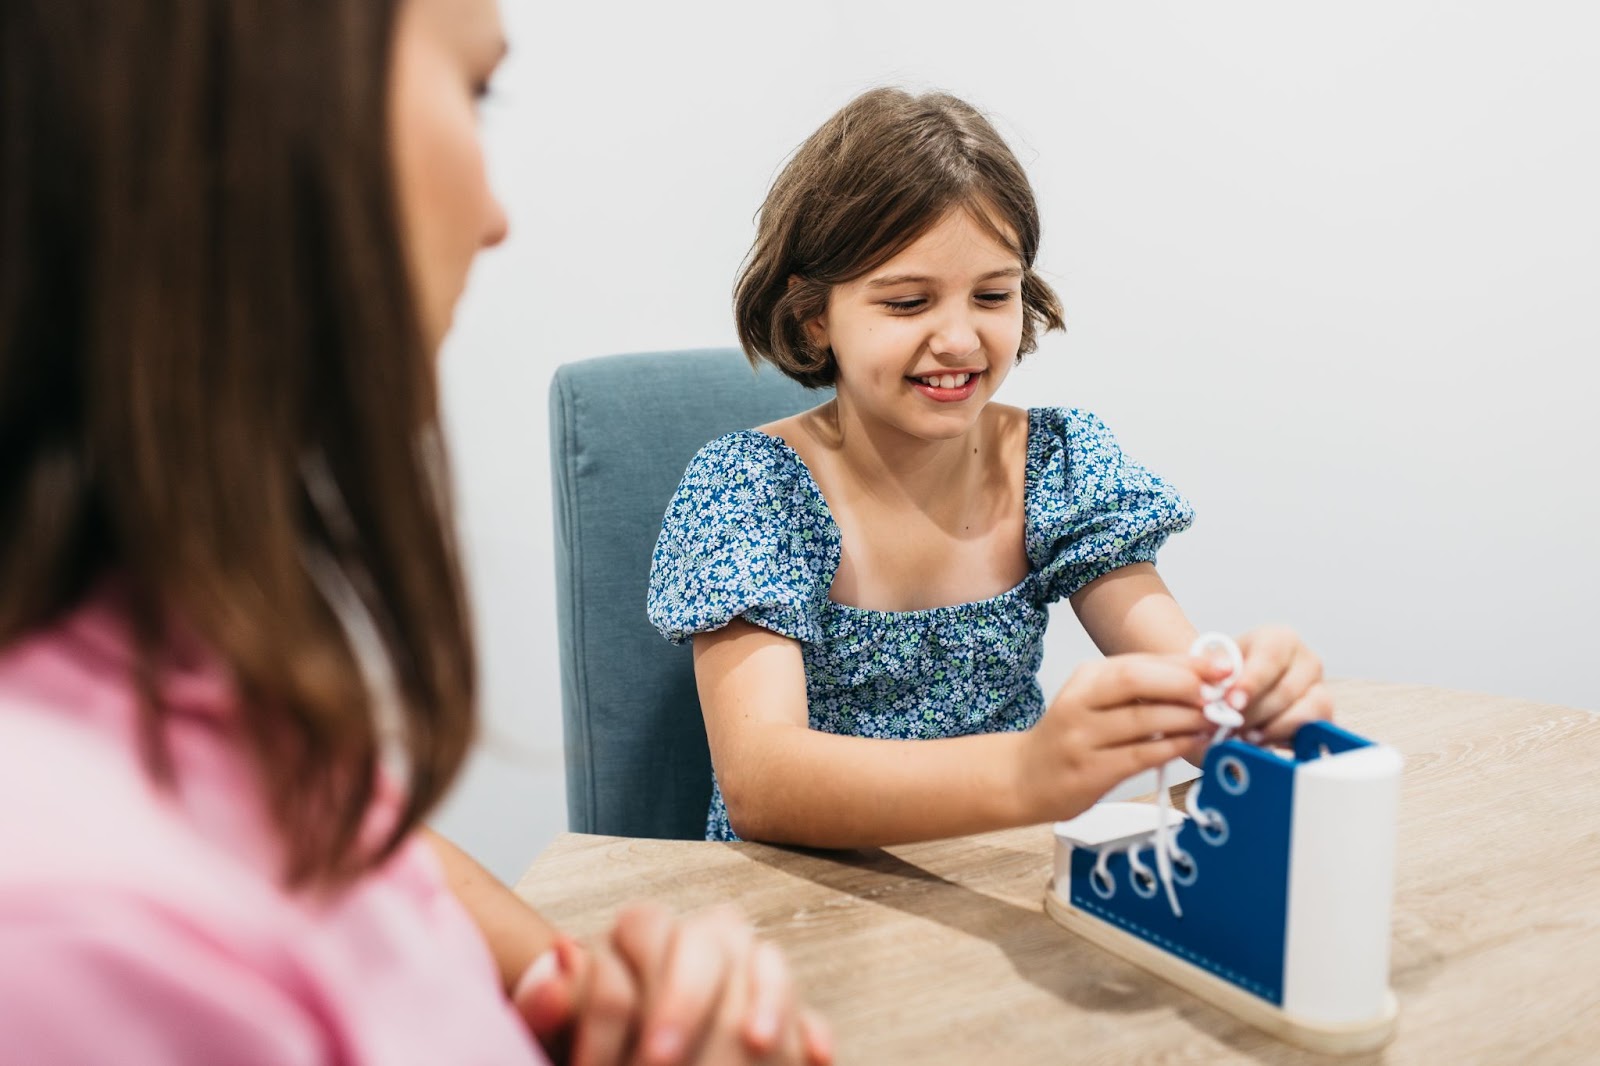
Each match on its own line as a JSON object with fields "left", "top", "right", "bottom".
{"left": 647, "top": 432, "right": 833, "bottom": 645}
{"left": 1027, "top": 408, "right": 1195, "bottom": 602}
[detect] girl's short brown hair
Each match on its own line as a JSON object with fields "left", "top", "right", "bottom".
{"left": 736, "top": 88, "right": 1065, "bottom": 388}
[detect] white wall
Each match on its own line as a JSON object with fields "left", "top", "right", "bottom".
{"left": 434, "top": 0, "right": 1600, "bottom": 881}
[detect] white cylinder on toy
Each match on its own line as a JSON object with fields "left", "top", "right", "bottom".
{"left": 1280, "top": 742, "right": 1404, "bottom": 1025}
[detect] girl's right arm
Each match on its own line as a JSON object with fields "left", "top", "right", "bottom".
{"left": 694, "top": 619, "right": 1224, "bottom": 849}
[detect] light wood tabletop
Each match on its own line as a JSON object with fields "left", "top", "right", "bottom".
{"left": 514, "top": 681, "right": 1600, "bottom": 1063}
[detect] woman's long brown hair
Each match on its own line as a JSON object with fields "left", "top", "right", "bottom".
{"left": 0, "top": 1, "right": 476, "bottom": 887}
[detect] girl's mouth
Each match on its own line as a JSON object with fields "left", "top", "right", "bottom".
{"left": 908, "top": 369, "right": 982, "bottom": 402}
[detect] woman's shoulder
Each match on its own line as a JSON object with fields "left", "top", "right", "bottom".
{"left": 0, "top": 687, "right": 288, "bottom": 954}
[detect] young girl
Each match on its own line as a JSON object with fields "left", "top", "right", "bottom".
{"left": 0, "top": 1, "right": 828, "bottom": 1063}
{"left": 648, "top": 88, "right": 1331, "bottom": 847}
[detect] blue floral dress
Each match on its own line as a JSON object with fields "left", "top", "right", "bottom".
{"left": 646, "top": 407, "right": 1194, "bottom": 841}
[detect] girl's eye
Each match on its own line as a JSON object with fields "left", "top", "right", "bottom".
{"left": 976, "top": 291, "right": 1015, "bottom": 306}
{"left": 883, "top": 298, "right": 926, "bottom": 313}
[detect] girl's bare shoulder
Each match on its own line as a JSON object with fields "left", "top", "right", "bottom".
{"left": 754, "top": 401, "right": 838, "bottom": 453}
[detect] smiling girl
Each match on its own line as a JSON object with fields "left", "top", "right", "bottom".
{"left": 647, "top": 88, "right": 1333, "bottom": 847}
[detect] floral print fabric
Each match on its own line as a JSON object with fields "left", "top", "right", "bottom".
{"left": 647, "top": 407, "right": 1194, "bottom": 841}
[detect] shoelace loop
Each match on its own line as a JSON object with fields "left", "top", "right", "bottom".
{"left": 1102, "top": 632, "right": 1244, "bottom": 917}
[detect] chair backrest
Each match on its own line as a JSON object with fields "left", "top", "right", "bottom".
{"left": 549, "top": 348, "right": 824, "bottom": 838}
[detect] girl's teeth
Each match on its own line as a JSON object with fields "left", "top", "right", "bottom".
{"left": 920, "top": 373, "right": 972, "bottom": 388}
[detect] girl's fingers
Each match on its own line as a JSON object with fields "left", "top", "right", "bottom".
{"left": 1258, "top": 682, "right": 1335, "bottom": 744}
{"left": 1107, "top": 733, "right": 1205, "bottom": 783}
{"left": 1070, "top": 654, "right": 1208, "bottom": 710}
{"left": 1234, "top": 628, "right": 1297, "bottom": 711}
{"left": 1244, "top": 646, "right": 1324, "bottom": 730}
{"left": 1092, "top": 703, "right": 1211, "bottom": 749}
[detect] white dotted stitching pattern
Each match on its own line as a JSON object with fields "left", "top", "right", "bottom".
{"left": 1070, "top": 892, "right": 1276, "bottom": 1001}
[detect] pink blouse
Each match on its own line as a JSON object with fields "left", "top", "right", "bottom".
{"left": 0, "top": 597, "right": 545, "bottom": 1065}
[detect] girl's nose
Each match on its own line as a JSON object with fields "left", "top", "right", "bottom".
{"left": 928, "top": 310, "right": 980, "bottom": 359}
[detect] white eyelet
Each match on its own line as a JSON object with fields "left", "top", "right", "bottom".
{"left": 1217, "top": 754, "right": 1250, "bottom": 796}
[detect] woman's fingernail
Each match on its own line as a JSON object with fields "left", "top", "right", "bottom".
{"left": 647, "top": 1025, "right": 685, "bottom": 1064}
{"left": 749, "top": 1006, "right": 781, "bottom": 1046}
{"left": 1245, "top": 729, "right": 1264, "bottom": 744}
{"left": 513, "top": 949, "right": 559, "bottom": 1001}
{"left": 553, "top": 937, "right": 582, "bottom": 975}
{"left": 1227, "top": 689, "right": 1248, "bottom": 711}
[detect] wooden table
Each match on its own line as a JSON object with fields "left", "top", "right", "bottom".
{"left": 515, "top": 681, "right": 1600, "bottom": 1063}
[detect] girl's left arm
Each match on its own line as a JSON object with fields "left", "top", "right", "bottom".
{"left": 1069, "top": 562, "right": 1197, "bottom": 656}
{"left": 1068, "top": 562, "right": 1333, "bottom": 742}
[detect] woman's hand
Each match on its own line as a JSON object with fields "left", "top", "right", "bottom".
{"left": 1231, "top": 626, "right": 1334, "bottom": 744}
{"left": 1018, "top": 653, "right": 1232, "bottom": 823}
{"left": 512, "top": 901, "right": 832, "bottom": 1066}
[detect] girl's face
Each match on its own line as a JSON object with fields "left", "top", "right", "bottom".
{"left": 389, "top": 0, "right": 509, "bottom": 353}
{"left": 808, "top": 207, "right": 1026, "bottom": 442}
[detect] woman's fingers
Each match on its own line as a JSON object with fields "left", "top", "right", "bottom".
{"left": 640, "top": 906, "right": 748, "bottom": 1065}
{"left": 572, "top": 903, "right": 825, "bottom": 1066}
{"left": 512, "top": 939, "right": 582, "bottom": 1051}
{"left": 570, "top": 945, "right": 642, "bottom": 1066}
{"left": 740, "top": 940, "right": 793, "bottom": 1056}
{"left": 799, "top": 1007, "right": 834, "bottom": 1066}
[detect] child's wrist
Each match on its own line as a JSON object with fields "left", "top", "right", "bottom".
{"left": 994, "top": 731, "right": 1043, "bottom": 827}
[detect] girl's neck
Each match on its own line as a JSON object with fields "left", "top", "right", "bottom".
{"left": 815, "top": 398, "right": 990, "bottom": 511}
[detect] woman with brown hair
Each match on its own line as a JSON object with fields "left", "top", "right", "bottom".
{"left": 0, "top": 1, "right": 827, "bottom": 1063}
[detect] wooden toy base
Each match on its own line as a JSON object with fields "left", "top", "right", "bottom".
{"left": 1044, "top": 885, "right": 1398, "bottom": 1056}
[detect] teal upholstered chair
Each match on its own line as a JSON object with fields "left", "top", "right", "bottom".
{"left": 549, "top": 348, "right": 824, "bottom": 838}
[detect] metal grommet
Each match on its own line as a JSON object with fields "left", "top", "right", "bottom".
{"left": 1171, "top": 848, "right": 1198, "bottom": 886}
{"left": 1129, "top": 865, "right": 1157, "bottom": 899}
{"left": 1198, "top": 809, "right": 1229, "bottom": 847}
{"left": 1090, "top": 865, "right": 1116, "bottom": 900}
{"left": 1217, "top": 754, "right": 1250, "bottom": 796}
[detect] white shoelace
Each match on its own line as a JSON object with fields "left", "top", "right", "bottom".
{"left": 1092, "top": 632, "right": 1244, "bottom": 917}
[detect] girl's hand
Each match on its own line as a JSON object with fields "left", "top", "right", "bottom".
{"left": 512, "top": 901, "right": 832, "bottom": 1066}
{"left": 1020, "top": 653, "right": 1233, "bottom": 823}
{"left": 1231, "top": 626, "right": 1334, "bottom": 744}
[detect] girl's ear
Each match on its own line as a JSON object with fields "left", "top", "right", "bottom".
{"left": 803, "top": 315, "right": 829, "bottom": 352}
{"left": 787, "top": 275, "right": 830, "bottom": 352}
